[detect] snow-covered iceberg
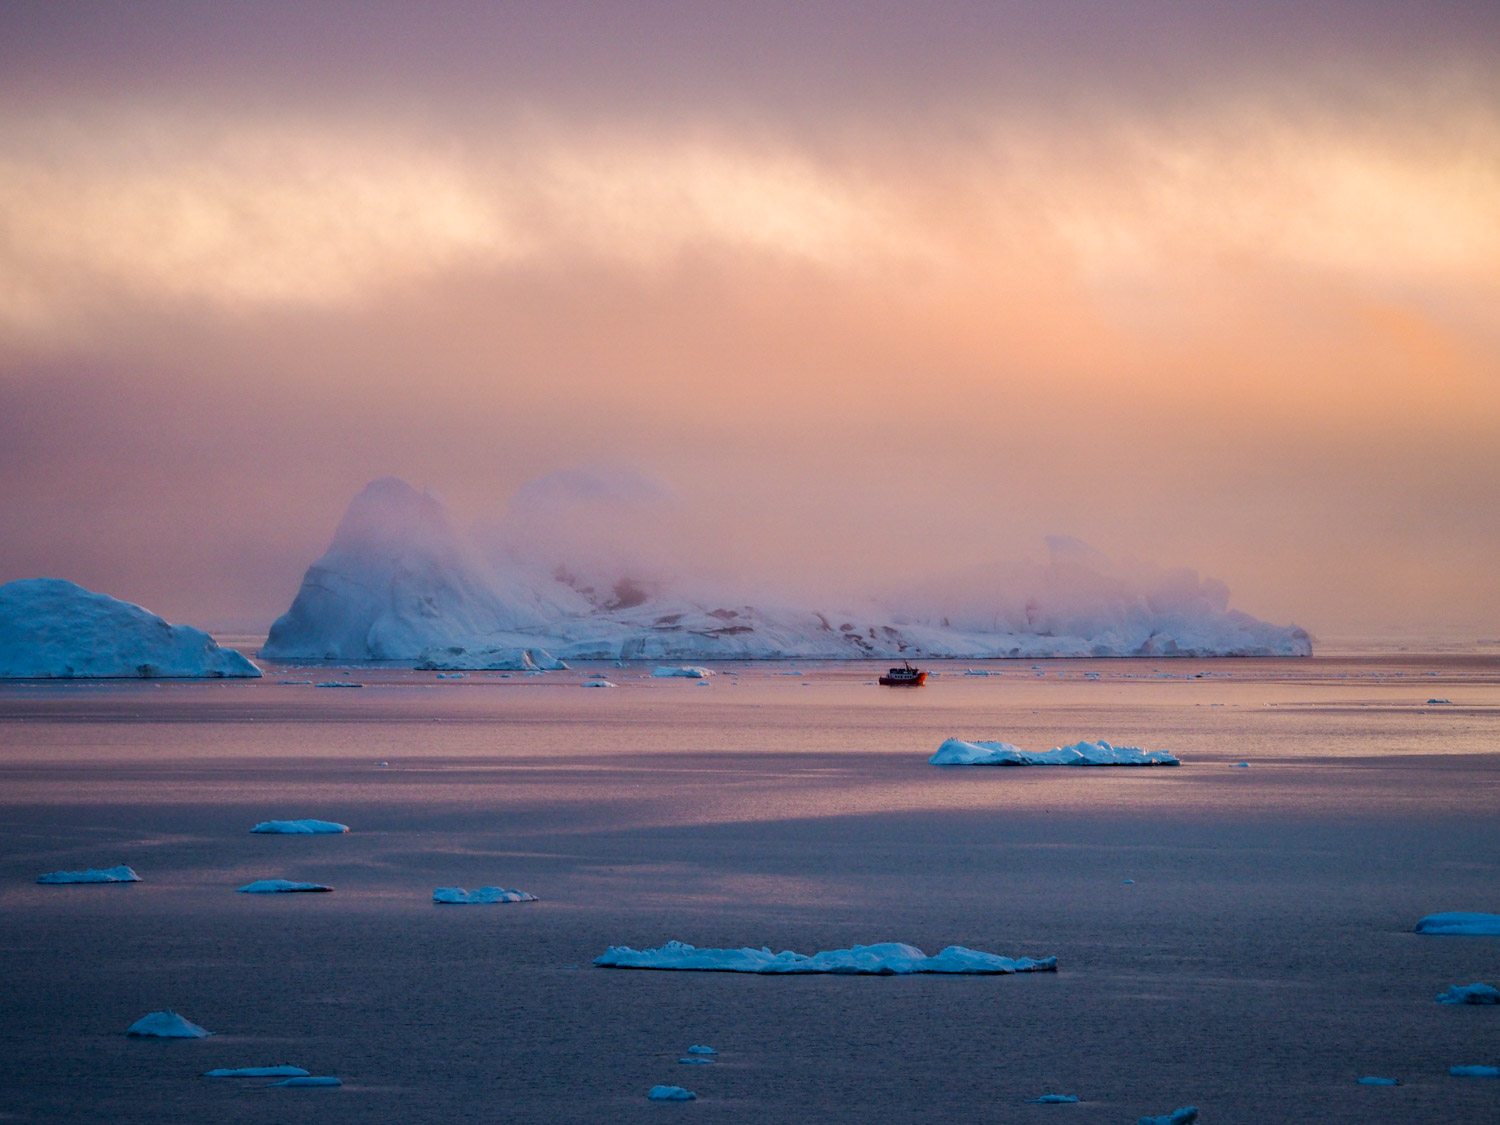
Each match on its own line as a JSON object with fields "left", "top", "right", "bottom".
{"left": 272, "top": 1076, "right": 342, "bottom": 1087}
{"left": 261, "top": 477, "right": 1312, "bottom": 663}
{"left": 416, "top": 645, "right": 568, "bottom": 671}
{"left": 0, "top": 578, "right": 260, "bottom": 679}
{"left": 1138, "top": 1110, "right": 1197, "bottom": 1125}
{"left": 653, "top": 665, "right": 712, "bottom": 678}
{"left": 205, "top": 1066, "right": 309, "bottom": 1078}
{"left": 250, "top": 819, "right": 349, "bottom": 834}
{"left": 930, "top": 738, "right": 1180, "bottom": 767}
{"left": 647, "top": 1086, "right": 696, "bottom": 1101}
{"left": 1414, "top": 913, "right": 1500, "bottom": 935}
{"left": 237, "top": 879, "right": 332, "bottom": 893}
{"left": 595, "top": 940, "right": 1057, "bottom": 974}
{"left": 433, "top": 886, "right": 537, "bottom": 904}
{"left": 127, "top": 1010, "right": 211, "bottom": 1038}
{"left": 36, "top": 865, "right": 139, "bottom": 884}
{"left": 1437, "top": 983, "right": 1500, "bottom": 1004}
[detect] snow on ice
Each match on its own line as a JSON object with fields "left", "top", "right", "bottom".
{"left": 1437, "top": 983, "right": 1500, "bottom": 1004}
{"left": 647, "top": 1086, "right": 696, "bottom": 1100}
{"left": 36, "top": 865, "right": 139, "bottom": 884}
{"left": 250, "top": 820, "right": 349, "bottom": 834}
{"left": 1414, "top": 913, "right": 1500, "bottom": 935}
{"left": 0, "top": 578, "right": 260, "bottom": 679}
{"left": 595, "top": 940, "right": 1057, "bottom": 974}
{"left": 930, "top": 738, "right": 1180, "bottom": 767}
{"left": 205, "top": 1067, "right": 310, "bottom": 1078}
{"left": 433, "top": 887, "right": 538, "bottom": 904}
{"left": 126, "top": 1010, "right": 212, "bottom": 1038}
{"left": 237, "top": 879, "right": 332, "bottom": 893}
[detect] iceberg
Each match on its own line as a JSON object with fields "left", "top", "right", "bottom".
{"left": 271, "top": 1076, "right": 342, "bottom": 1087}
{"left": 237, "top": 879, "right": 333, "bottom": 893}
{"left": 262, "top": 478, "right": 1312, "bottom": 663}
{"left": 1356, "top": 1077, "right": 1399, "bottom": 1085}
{"left": 1138, "top": 1110, "right": 1197, "bottom": 1125}
{"left": 1028, "top": 1094, "right": 1079, "bottom": 1103}
{"left": 685, "top": 1046, "right": 716, "bottom": 1055}
{"left": 1450, "top": 1066, "right": 1499, "bottom": 1077}
{"left": 126, "top": 1010, "right": 212, "bottom": 1038}
{"left": 0, "top": 578, "right": 260, "bottom": 679}
{"left": 205, "top": 1066, "right": 310, "bottom": 1078}
{"left": 432, "top": 886, "right": 538, "bottom": 904}
{"left": 595, "top": 940, "right": 1057, "bottom": 974}
{"left": 653, "top": 666, "right": 712, "bottom": 678}
{"left": 1436, "top": 983, "right": 1500, "bottom": 1004}
{"left": 1414, "top": 913, "right": 1500, "bottom": 935}
{"left": 930, "top": 738, "right": 1180, "bottom": 767}
{"left": 250, "top": 819, "right": 349, "bottom": 834}
{"left": 36, "top": 865, "right": 139, "bottom": 884}
{"left": 582, "top": 679, "right": 617, "bottom": 688}
{"left": 647, "top": 1086, "right": 696, "bottom": 1101}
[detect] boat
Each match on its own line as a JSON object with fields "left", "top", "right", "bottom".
{"left": 878, "top": 660, "right": 928, "bottom": 686}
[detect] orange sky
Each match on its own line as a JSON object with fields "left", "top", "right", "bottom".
{"left": 1, "top": 3, "right": 1497, "bottom": 637}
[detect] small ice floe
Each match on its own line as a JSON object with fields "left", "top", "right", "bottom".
{"left": 375, "top": 761, "right": 389, "bottom": 767}
{"left": 1230, "top": 762, "right": 1251, "bottom": 768}
{"left": 433, "top": 887, "right": 538, "bottom": 904}
{"left": 271, "top": 1076, "right": 342, "bottom": 1087}
{"left": 277, "top": 680, "right": 313, "bottom": 685}
{"left": 436, "top": 672, "right": 466, "bottom": 679}
{"left": 36, "top": 865, "right": 139, "bottom": 884}
{"left": 1122, "top": 879, "right": 1136, "bottom": 885}
{"left": 205, "top": 1066, "right": 310, "bottom": 1078}
{"left": 653, "top": 666, "right": 712, "bottom": 678}
{"left": 1426, "top": 698, "right": 1452, "bottom": 705}
{"left": 127, "top": 1010, "right": 212, "bottom": 1038}
{"left": 1450, "top": 1066, "right": 1499, "bottom": 1077}
{"left": 1356, "top": 1076, "right": 1399, "bottom": 1085}
{"left": 647, "top": 1085, "right": 696, "bottom": 1100}
{"left": 237, "top": 879, "right": 332, "bottom": 894}
{"left": 582, "top": 679, "right": 617, "bottom": 688}
{"left": 1436, "top": 982, "right": 1500, "bottom": 1004}
{"left": 931, "top": 738, "right": 1180, "bottom": 767}
{"left": 595, "top": 940, "right": 1057, "bottom": 974}
{"left": 685, "top": 1045, "right": 716, "bottom": 1055}
{"left": 964, "top": 668, "right": 1000, "bottom": 676}
{"left": 1027, "top": 1094, "right": 1079, "bottom": 1103}
{"left": 315, "top": 680, "right": 363, "bottom": 688}
{"left": 1414, "top": 912, "right": 1500, "bottom": 935}
{"left": 678, "top": 1057, "right": 713, "bottom": 1064}
{"left": 251, "top": 819, "right": 349, "bottom": 834}
{"left": 1137, "top": 1109, "right": 1197, "bottom": 1125}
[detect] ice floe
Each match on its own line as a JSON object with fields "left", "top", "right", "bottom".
{"left": 1414, "top": 913, "right": 1500, "bottom": 935}
{"left": 417, "top": 644, "right": 568, "bottom": 671}
{"left": 432, "top": 887, "right": 538, "bottom": 904}
{"left": 653, "top": 666, "right": 712, "bottom": 678}
{"left": 251, "top": 819, "right": 349, "bottom": 834}
{"left": 647, "top": 1086, "right": 696, "bottom": 1100}
{"left": 1356, "top": 1077, "right": 1399, "bottom": 1085}
{"left": 930, "top": 738, "right": 1180, "bottom": 767}
{"left": 595, "top": 940, "right": 1057, "bottom": 974}
{"left": 127, "top": 1010, "right": 212, "bottom": 1038}
{"left": 272, "top": 1076, "right": 342, "bottom": 1087}
{"left": 0, "top": 578, "right": 260, "bottom": 679}
{"left": 1450, "top": 1066, "right": 1499, "bottom": 1077}
{"left": 314, "top": 681, "right": 362, "bottom": 688}
{"left": 1437, "top": 982, "right": 1500, "bottom": 1004}
{"left": 237, "top": 879, "right": 332, "bottom": 893}
{"left": 205, "top": 1066, "right": 310, "bottom": 1078}
{"left": 1138, "top": 1110, "right": 1197, "bottom": 1125}
{"left": 582, "top": 679, "right": 617, "bottom": 688}
{"left": 1028, "top": 1094, "right": 1079, "bottom": 1103}
{"left": 36, "top": 865, "right": 139, "bottom": 884}
{"left": 685, "top": 1045, "right": 716, "bottom": 1055}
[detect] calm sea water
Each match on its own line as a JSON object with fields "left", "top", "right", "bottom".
{"left": 1, "top": 655, "right": 1497, "bottom": 1123}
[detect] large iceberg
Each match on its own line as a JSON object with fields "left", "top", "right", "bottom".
{"left": 1414, "top": 913, "right": 1500, "bottom": 935}
{"left": 126, "top": 1010, "right": 212, "bottom": 1038}
{"left": 930, "top": 738, "right": 1180, "bottom": 767}
{"left": 433, "top": 886, "right": 537, "bottom": 904}
{"left": 0, "top": 578, "right": 260, "bottom": 679}
{"left": 261, "top": 477, "right": 1311, "bottom": 662}
{"left": 250, "top": 819, "right": 349, "bottom": 834}
{"left": 36, "top": 865, "right": 139, "bottom": 884}
{"left": 594, "top": 940, "right": 1057, "bottom": 974}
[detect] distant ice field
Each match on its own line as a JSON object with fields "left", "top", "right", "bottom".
{"left": 0, "top": 654, "right": 1497, "bottom": 1124}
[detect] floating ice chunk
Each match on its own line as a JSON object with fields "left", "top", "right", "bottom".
{"left": 433, "top": 887, "right": 538, "bottom": 904}
{"left": 315, "top": 681, "right": 362, "bottom": 688}
{"left": 930, "top": 738, "right": 1180, "bottom": 767}
{"left": 1450, "top": 1066, "right": 1499, "bottom": 1077}
{"left": 1138, "top": 1110, "right": 1197, "bottom": 1125}
{"left": 595, "top": 940, "right": 1057, "bottom": 975}
{"left": 271, "top": 1076, "right": 342, "bottom": 1087}
{"left": 205, "top": 1066, "right": 310, "bottom": 1078}
{"left": 237, "top": 879, "right": 332, "bottom": 893}
{"left": 277, "top": 680, "right": 312, "bottom": 685}
{"left": 582, "top": 679, "right": 617, "bottom": 688}
{"left": 251, "top": 819, "right": 349, "bottom": 834}
{"left": 647, "top": 1086, "right": 696, "bottom": 1100}
{"left": 1437, "top": 982, "right": 1500, "bottom": 1004}
{"left": 1356, "top": 1076, "right": 1399, "bottom": 1085}
{"left": 1028, "top": 1094, "right": 1079, "bottom": 1103}
{"left": 1230, "top": 762, "right": 1250, "bottom": 768}
{"left": 435, "top": 672, "right": 466, "bottom": 678}
{"left": 685, "top": 1045, "right": 716, "bottom": 1055}
{"left": 1122, "top": 879, "right": 1135, "bottom": 885}
{"left": 1414, "top": 913, "right": 1500, "bottom": 935}
{"left": 653, "top": 666, "right": 712, "bottom": 678}
{"left": 963, "top": 668, "right": 1000, "bottom": 676}
{"left": 0, "top": 578, "right": 261, "bottom": 679}
{"left": 375, "top": 761, "right": 389, "bottom": 767}
{"left": 678, "top": 1057, "right": 713, "bottom": 1064}
{"left": 127, "top": 1010, "right": 212, "bottom": 1038}
{"left": 36, "top": 865, "right": 139, "bottom": 884}
{"left": 1426, "top": 698, "right": 1452, "bottom": 704}
{"left": 417, "top": 645, "right": 568, "bottom": 671}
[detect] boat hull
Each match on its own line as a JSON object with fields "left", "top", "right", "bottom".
{"left": 878, "top": 672, "right": 928, "bottom": 686}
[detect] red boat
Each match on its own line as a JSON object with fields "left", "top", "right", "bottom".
{"left": 879, "top": 660, "right": 928, "bottom": 686}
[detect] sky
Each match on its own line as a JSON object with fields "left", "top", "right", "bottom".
{"left": 1, "top": 1, "right": 1498, "bottom": 637}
